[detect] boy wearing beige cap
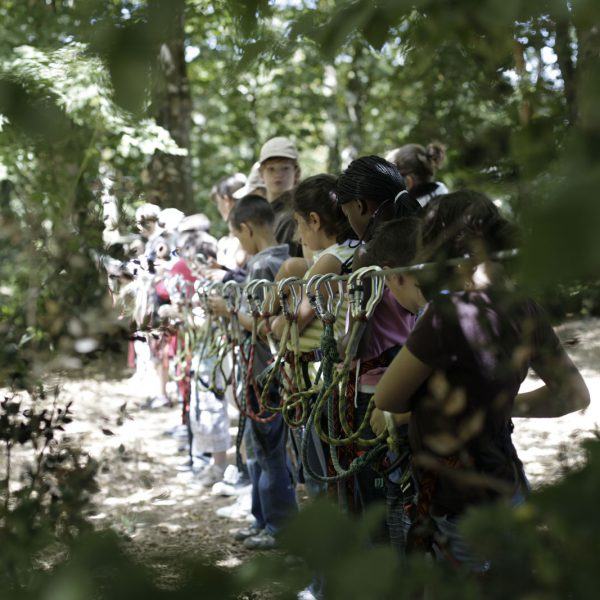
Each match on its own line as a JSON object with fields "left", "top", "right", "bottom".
{"left": 258, "top": 136, "right": 302, "bottom": 256}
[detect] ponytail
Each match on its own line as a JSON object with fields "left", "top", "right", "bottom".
{"left": 387, "top": 142, "right": 447, "bottom": 182}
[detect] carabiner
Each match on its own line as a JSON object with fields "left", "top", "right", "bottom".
{"left": 348, "top": 266, "right": 384, "bottom": 320}
{"left": 222, "top": 280, "right": 240, "bottom": 314}
{"left": 277, "top": 277, "right": 303, "bottom": 322}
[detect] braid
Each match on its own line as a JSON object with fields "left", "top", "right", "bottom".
{"left": 335, "top": 155, "right": 405, "bottom": 209}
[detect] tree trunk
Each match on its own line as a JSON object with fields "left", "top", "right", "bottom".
{"left": 147, "top": 0, "right": 194, "bottom": 213}
{"left": 512, "top": 39, "right": 532, "bottom": 126}
{"left": 554, "top": 17, "right": 577, "bottom": 125}
{"left": 343, "top": 40, "right": 370, "bottom": 162}
{"left": 324, "top": 64, "right": 341, "bottom": 173}
{"left": 573, "top": 14, "right": 600, "bottom": 133}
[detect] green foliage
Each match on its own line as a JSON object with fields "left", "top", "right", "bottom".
{"left": 461, "top": 437, "right": 600, "bottom": 599}
{"left": 0, "top": 2, "right": 599, "bottom": 595}
{"left": 0, "top": 34, "right": 183, "bottom": 386}
{"left": 0, "top": 390, "right": 98, "bottom": 590}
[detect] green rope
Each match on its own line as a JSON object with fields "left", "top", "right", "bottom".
{"left": 300, "top": 322, "right": 387, "bottom": 483}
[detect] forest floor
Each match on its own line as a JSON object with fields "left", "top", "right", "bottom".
{"left": 38, "top": 316, "right": 600, "bottom": 586}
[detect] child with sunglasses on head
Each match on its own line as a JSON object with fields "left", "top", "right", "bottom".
{"left": 369, "top": 191, "right": 589, "bottom": 568}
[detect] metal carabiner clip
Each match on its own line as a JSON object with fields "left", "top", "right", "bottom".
{"left": 250, "top": 279, "right": 275, "bottom": 319}
{"left": 222, "top": 280, "right": 240, "bottom": 314}
{"left": 244, "top": 279, "right": 262, "bottom": 318}
{"left": 306, "top": 273, "right": 327, "bottom": 322}
{"left": 348, "top": 266, "right": 384, "bottom": 320}
{"left": 277, "top": 277, "right": 303, "bottom": 322}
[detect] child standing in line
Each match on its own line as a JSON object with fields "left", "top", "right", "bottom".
{"left": 269, "top": 175, "right": 356, "bottom": 498}
{"left": 271, "top": 175, "right": 355, "bottom": 348}
{"left": 170, "top": 218, "right": 232, "bottom": 485}
{"left": 370, "top": 191, "right": 590, "bottom": 567}
{"left": 333, "top": 156, "right": 422, "bottom": 522}
{"left": 210, "top": 174, "right": 248, "bottom": 276}
{"left": 258, "top": 136, "right": 303, "bottom": 257}
{"left": 209, "top": 195, "right": 296, "bottom": 550}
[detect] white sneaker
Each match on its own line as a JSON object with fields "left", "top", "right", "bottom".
{"left": 195, "top": 464, "right": 225, "bottom": 487}
{"left": 211, "top": 481, "right": 252, "bottom": 497}
{"left": 215, "top": 492, "right": 251, "bottom": 520}
{"left": 210, "top": 465, "right": 250, "bottom": 496}
{"left": 223, "top": 464, "right": 241, "bottom": 485}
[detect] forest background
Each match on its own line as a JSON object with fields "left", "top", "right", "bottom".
{"left": 0, "top": 1, "right": 599, "bottom": 597}
{"left": 1, "top": 0, "right": 600, "bottom": 382}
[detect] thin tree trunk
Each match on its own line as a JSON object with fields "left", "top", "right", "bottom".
{"left": 344, "top": 40, "right": 370, "bottom": 161}
{"left": 512, "top": 39, "right": 532, "bottom": 126}
{"left": 148, "top": 0, "right": 194, "bottom": 213}
{"left": 573, "top": 15, "right": 600, "bottom": 132}
{"left": 324, "top": 65, "right": 341, "bottom": 173}
{"left": 554, "top": 18, "right": 577, "bottom": 125}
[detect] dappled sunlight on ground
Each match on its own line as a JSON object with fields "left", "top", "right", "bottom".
{"left": 514, "top": 317, "right": 600, "bottom": 487}
{"left": 55, "top": 374, "right": 257, "bottom": 586}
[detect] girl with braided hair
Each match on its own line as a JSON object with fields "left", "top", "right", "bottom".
{"left": 335, "top": 155, "right": 421, "bottom": 242}
{"left": 331, "top": 156, "right": 422, "bottom": 524}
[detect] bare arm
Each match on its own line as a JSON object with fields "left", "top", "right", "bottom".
{"left": 513, "top": 349, "right": 590, "bottom": 418}
{"left": 237, "top": 311, "right": 254, "bottom": 333}
{"left": 372, "top": 346, "right": 433, "bottom": 413}
{"left": 370, "top": 408, "right": 410, "bottom": 436}
{"left": 269, "top": 257, "right": 310, "bottom": 317}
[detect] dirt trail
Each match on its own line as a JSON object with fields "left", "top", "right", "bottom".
{"left": 51, "top": 317, "right": 600, "bottom": 581}
{"left": 60, "top": 376, "right": 254, "bottom": 585}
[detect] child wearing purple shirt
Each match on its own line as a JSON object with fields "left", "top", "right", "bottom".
{"left": 368, "top": 192, "right": 589, "bottom": 567}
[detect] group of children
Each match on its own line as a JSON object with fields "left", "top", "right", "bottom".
{"left": 106, "top": 135, "right": 590, "bottom": 595}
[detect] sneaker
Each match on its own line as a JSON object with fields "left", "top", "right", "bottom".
{"left": 172, "top": 424, "right": 189, "bottom": 441}
{"left": 215, "top": 493, "right": 251, "bottom": 520}
{"left": 211, "top": 466, "right": 249, "bottom": 496}
{"left": 175, "top": 458, "right": 193, "bottom": 472}
{"left": 191, "top": 454, "right": 211, "bottom": 474}
{"left": 211, "top": 481, "right": 252, "bottom": 497}
{"left": 142, "top": 395, "right": 171, "bottom": 409}
{"left": 195, "top": 464, "right": 225, "bottom": 487}
{"left": 223, "top": 465, "right": 241, "bottom": 485}
{"left": 233, "top": 523, "right": 263, "bottom": 541}
{"left": 243, "top": 529, "right": 277, "bottom": 550}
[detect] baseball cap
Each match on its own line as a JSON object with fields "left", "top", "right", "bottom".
{"left": 259, "top": 136, "right": 299, "bottom": 164}
{"left": 233, "top": 162, "right": 266, "bottom": 199}
{"left": 135, "top": 202, "right": 161, "bottom": 223}
{"left": 158, "top": 208, "right": 185, "bottom": 232}
{"left": 178, "top": 213, "right": 211, "bottom": 233}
